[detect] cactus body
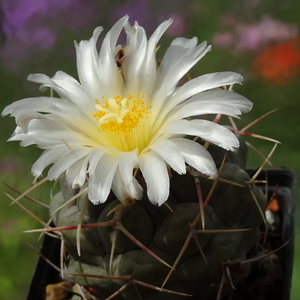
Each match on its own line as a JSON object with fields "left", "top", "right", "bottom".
{"left": 50, "top": 138, "right": 266, "bottom": 299}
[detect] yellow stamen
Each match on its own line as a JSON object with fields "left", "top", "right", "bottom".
{"left": 92, "top": 94, "right": 152, "bottom": 152}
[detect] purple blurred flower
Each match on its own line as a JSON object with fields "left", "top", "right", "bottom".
{"left": 0, "top": 157, "right": 18, "bottom": 174}
{"left": 112, "top": 0, "right": 159, "bottom": 35}
{"left": 212, "top": 32, "right": 235, "bottom": 48}
{"left": 236, "top": 16, "right": 298, "bottom": 51}
{"left": 166, "top": 13, "right": 187, "bottom": 37}
{"left": 213, "top": 15, "right": 298, "bottom": 52}
{"left": 0, "top": 0, "right": 101, "bottom": 72}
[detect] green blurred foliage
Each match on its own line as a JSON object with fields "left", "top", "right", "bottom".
{"left": 0, "top": 0, "right": 299, "bottom": 299}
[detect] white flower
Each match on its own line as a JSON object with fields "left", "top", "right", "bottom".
{"left": 2, "top": 16, "right": 252, "bottom": 206}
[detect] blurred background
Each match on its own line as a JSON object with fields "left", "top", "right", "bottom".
{"left": 0, "top": 0, "right": 299, "bottom": 299}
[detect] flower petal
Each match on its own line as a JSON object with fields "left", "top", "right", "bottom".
{"left": 112, "top": 168, "right": 143, "bottom": 205}
{"left": 118, "top": 149, "right": 139, "bottom": 185}
{"left": 168, "top": 88, "right": 252, "bottom": 121}
{"left": 168, "top": 101, "right": 243, "bottom": 121}
{"left": 47, "top": 147, "right": 91, "bottom": 181}
{"left": 66, "top": 157, "right": 88, "bottom": 189}
{"left": 171, "top": 138, "right": 217, "bottom": 178}
{"left": 123, "top": 21, "right": 147, "bottom": 93}
{"left": 75, "top": 26, "right": 104, "bottom": 98}
{"left": 28, "top": 71, "right": 96, "bottom": 114}
{"left": 148, "top": 137, "right": 186, "bottom": 174}
{"left": 159, "top": 119, "right": 239, "bottom": 151}
{"left": 190, "top": 88, "right": 253, "bottom": 113}
{"left": 4, "top": 95, "right": 97, "bottom": 134}
{"left": 166, "top": 87, "right": 252, "bottom": 121}
{"left": 190, "top": 119, "right": 240, "bottom": 151}
{"left": 138, "top": 152, "right": 169, "bottom": 206}
{"left": 97, "top": 16, "right": 128, "bottom": 97}
{"left": 167, "top": 72, "right": 244, "bottom": 109}
{"left": 152, "top": 38, "right": 211, "bottom": 111}
{"left": 139, "top": 19, "right": 173, "bottom": 96}
{"left": 87, "top": 146, "right": 110, "bottom": 176}
{"left": 31, "top": 147, "right": 67, "bottom": 179}
{"left": 10, "top": 118, "right": 97, "bottom": 149}
{"left": 88, "top": 154, "right": 118, "bottom": 204}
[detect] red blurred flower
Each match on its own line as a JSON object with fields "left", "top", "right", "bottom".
{"left": 253, "top": 38, "right": 300, "bottom": 85}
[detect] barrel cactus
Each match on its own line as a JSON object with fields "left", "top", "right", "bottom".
{"left": 3, "top": 15, "right": 272, "bottom": 300}
{"left": 48, "top": 135, "right": 266, "bottom": 300}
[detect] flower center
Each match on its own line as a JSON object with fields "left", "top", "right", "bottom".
{"left": 92, "top": 94, "right": 152, "bottom": 152}
{"left": 95, "top": 97, "right": 130, "bottom": 126}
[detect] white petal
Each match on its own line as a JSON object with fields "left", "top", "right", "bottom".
{"left": 87, "top": 146, "right": 109, "bottom": 176}
{"left": 5, "top": 96, "right": 108, "bottom": 147}
{"left": 157, "top": 119, "right": 212, "bottom": 138}
{"left": 190, "top": 119, "right": 240, "bottom": 151}
{"left": 139, "top": 19, "right": 173, "bottom": 95}
{"left": 98, "top": 16, "right": 128, "bottom": 96}
{"left": 9, "top": 127, "right": 36, "bottom": 147}
{"left": 47, "top": 147, "right": 91, "bottom": 181}
{"left": 6, "top": 96, "right": 97, "bottom": 134}
{"left": 171, "top": 138, "right": 217, "bottom": 178}
{"left": 148, "top": 138, "right": 186, "bottom": 174}
{"left": 138, "top": 152, "right": 169, "bottom": 206}
{"left": 152, "top": 39, "right": 211, "bottom": 111}
{"left": 158, "top": 119, "right": 239, "bottom": 151}
{"left": 168, "top": 101, "right": 243, "bottom": 121}
{"left": 188, "top": 88, "right": 253, "bottom": 113}
{"left": 66, "top": 157, "right": 88, "bottom": 189}
{"left": 106, "top": 15, "right": 128, "bottom": 51}
{"left": 112, "top": 168, "right": 143, "bottom": 204}
{"left": 88, "top": 154, "right": 118, "bottom": 204}
{"left": 168, "top": 88, "right": 253, "bottom": 120}
{"left": 31, "top": 147, "right": 67, "bottom": 179}
{"left": 123, "top": 21, "right": 147, "bottom": 93}
{"left": 118, "top": 149, "right": 139, "bottom": 185}
{"left": 167, "top": 72, "right": 244, "bottom": 110}
{"left": 3, "top": 98, "right": 47, "bottom": 125}
{"left": 28, "top": 71, "right": 96, "bottom": 114}
{"left": 75, "top": 26, "right": 104, "bottom": 98}
{"left": 18, "top": 118, "right": 97, "bottom": 149}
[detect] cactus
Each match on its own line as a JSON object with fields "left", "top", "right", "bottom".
{"left": 2, "top": 16, "right": 280, "bottom": 300}
{"left": 49, "top": 136, "right": 267, "bottom": 300}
